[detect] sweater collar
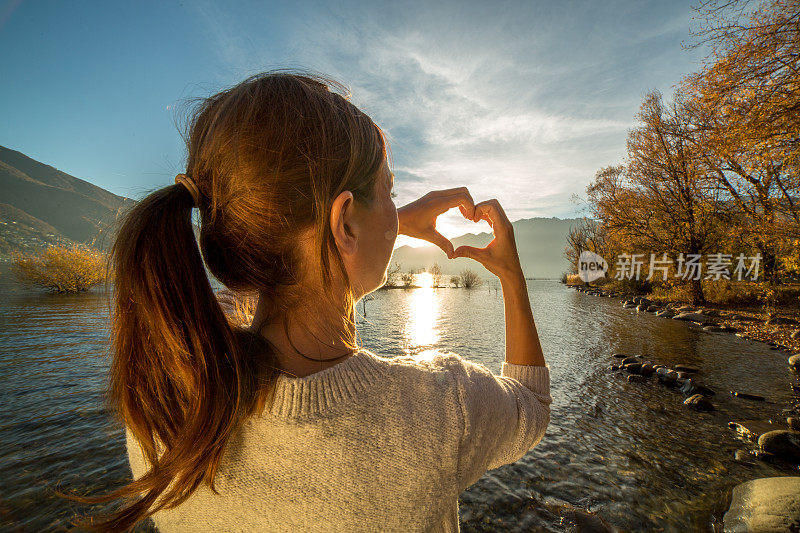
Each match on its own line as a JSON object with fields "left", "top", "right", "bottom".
{"left": 265, "top": 348, "right": 386, "bottom": 418}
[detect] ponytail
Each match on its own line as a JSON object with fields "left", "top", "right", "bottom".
{"left": 71, "top": 182, "right": 276, "bottom": 531}
{"left": 68, "top": 69, "right": 387, "bottom": 531}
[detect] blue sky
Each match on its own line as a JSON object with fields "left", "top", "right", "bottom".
{"left": 0, "top": 0, "right": 706, "bottom": 246}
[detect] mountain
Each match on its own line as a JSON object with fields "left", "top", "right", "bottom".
{"left": 0, "top": 145, "right": 134, "bottom": 257}
{"left": 390, "top": 217, "right": 580, "bottom": 279}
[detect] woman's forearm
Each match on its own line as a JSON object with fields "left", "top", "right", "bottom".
{"left": 499, "top": 270, "right": 546, "bottom": 367}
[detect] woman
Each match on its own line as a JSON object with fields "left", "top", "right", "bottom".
{"left": 85, "top": 70, "right": 550, "bottom": 532}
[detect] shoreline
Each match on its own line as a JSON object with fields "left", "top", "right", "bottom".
{"left": 564, "top": 282, "right": 800, "bottom": 355}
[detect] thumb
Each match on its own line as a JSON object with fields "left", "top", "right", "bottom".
{"left": 452, "top": 245, "right": 487, "bottom": 263}
{"left": 428, "top": 230, "right": 455, "bottom": 259}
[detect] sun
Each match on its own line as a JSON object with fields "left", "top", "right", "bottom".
{"left": 415, "top": 272, "right": 434, "bottom": 288}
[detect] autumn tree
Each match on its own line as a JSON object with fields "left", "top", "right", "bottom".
{"left": 587, "top": 91, "right": 730, "bottom": 304}
{"left": 682, "top": 0, "right": 800, "bottom": 282}
{"left": 564, "top": 217, "right": 609, "bottom": 274}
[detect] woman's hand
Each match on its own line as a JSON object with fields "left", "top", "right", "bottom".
{"left": 397, "top": 187, "right": 476, "bottom": 259}
{"left": 452, "top": 199, "right": 523, "bottom": 280}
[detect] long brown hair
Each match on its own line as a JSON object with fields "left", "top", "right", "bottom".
{"left": 75, "top": 70, "right": 387, "bottom": 531}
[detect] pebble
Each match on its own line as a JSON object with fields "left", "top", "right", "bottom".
{"left": 731, "top": 391, "right": 766, "bottom": 402}
{"left": 734, "top": 449, "right": 756, "bottom": 466}
{"left": 657, "top": 369, "right": 678, "bottom": 385}
{"left": 680, "top": 379, "right": 715, "bottom": 397}
{"left": 623, "top": 362, "right": 642, "bottom": 374}
{"left": 684, "top": 394, "right": 714, "bottom": 411}
{"left": 758, "top": 430, "right": 800, "bottom": 461}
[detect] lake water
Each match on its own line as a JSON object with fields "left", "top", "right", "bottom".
{"left": 1, "top": 269, "right": 798, "bottom": 532}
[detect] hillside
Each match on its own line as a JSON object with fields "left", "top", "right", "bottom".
{"left": 0, "top": 145, "right": 134, "bottom": 257}
{"left": 390, "top": 216, "right": 579, "bottom": 279}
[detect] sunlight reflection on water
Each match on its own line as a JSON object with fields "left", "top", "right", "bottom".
{"left": 403, "top": 286, "right": 439, "bottom": 355}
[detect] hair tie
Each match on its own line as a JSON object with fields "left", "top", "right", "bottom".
{"left": 175, "top": 173, "right": 200, "bottom": 207}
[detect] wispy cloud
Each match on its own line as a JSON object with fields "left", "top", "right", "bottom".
{"left": 191, "top": 0, "right": 702, "bottom": 245}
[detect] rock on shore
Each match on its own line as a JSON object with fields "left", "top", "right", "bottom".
{"left": 723, "top": 477, "right": 800, "bottom": 532}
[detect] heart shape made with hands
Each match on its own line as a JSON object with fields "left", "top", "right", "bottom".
{"left": 398, "top": 189, "right": 509, "bottom": 265}
{"left": 449, "top": 202, "right": 498, "bottom": 261}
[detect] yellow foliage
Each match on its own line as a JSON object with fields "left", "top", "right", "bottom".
{"left": 11, "top": 244, "right": 109, "bottom": 293}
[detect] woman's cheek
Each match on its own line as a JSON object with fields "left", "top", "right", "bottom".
{"left": 384, "top": 200, "right": 398, "bottom": 242}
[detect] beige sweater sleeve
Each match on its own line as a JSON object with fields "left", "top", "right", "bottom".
{"left": 453, "top": 358, "right": 552, "bottom": 490}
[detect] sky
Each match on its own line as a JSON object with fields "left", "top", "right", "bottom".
{"left": 0, "top": 0, "right": 708, "bottom": 247}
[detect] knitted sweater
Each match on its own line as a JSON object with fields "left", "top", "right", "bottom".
{"left": 126, "top": 348, "right": 552, "bottom": 532}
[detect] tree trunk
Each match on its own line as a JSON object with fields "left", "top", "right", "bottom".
{"left": 689, "top": 278, "right": 706, "bottom": 306}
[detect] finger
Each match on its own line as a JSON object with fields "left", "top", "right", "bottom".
{"left": 431, "top": 188, "right": 476, "bottom": 219}
{"left": 428, "top": 230, "right": 455, "bottom": 259}
{"left": 472, "top": 199, "right": 511, "bottom": 233}
{"left": 452, "top": 245, "right": 488, "bottom": 263}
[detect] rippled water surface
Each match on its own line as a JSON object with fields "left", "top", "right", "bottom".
{"left": 1, "top": 270, "right": 798, "bottom": 532}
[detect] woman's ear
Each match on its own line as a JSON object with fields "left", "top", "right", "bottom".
{"left": 330, "top": 190, "right": 358, "bottom": 256}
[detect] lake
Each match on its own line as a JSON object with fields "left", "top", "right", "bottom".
{"left": 1, "top": 269, "right": 797, "bottom": 531}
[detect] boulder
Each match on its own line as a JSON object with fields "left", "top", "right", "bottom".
{"left": 684, "top": 394, "right": 714, "bottom": 411}
{"left": 673, "top": 312, "right": 709, "bottom": 325}
{"left": 675, "top": 364, "right": 699, "bottom": 373}
{"left": 636, "top": 303, "right": 649, "bottom": 312}
{"left": 621, "top": 357, "right": 638, "bottom": 365}
{"left": 789, "top": 354, "right": 800, "bottom": 371}
{"left": 656, "top": 310, "right": 676, "bottom": 318}
{"left": 759, "top": 430, "right": 800, "bottom": 461}
{"left": 723, "top": 477, "right": 800, "bottom": 532}
{"left": 789, "top": 418, "right": 800, "bottom": 431}
{"left": 627, "top": 374, "right": 647, "bottom": 383}
{"left": 639, "top": 363, "right": 654, "bottom": 377}
{"left": 703, "top": 325, "right": 726, "bottom": 332}
{"left": 612, "top": 353, "right": 628, "bottom": 359}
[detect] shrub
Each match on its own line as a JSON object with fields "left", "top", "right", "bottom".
{"left": 460, "top": 269, "right": 481, "bottom": 289}
{"left": 11, "top": 244, "right": 108, "bottom": 293}
{"left": 450, "top": 275, "right": 461, "bottom": 288}
{"left": 401, "top": 272, "right": 414, "bottom": 287}
{"left": 565, "top": 274, "right": 585, "bottom": 286}
{"left": 429, "top": 262, "right": 443, "bottom": 288}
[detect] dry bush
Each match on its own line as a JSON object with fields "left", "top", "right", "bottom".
{"left": 460, "top": 269, "right": 482, "bottom": 289}
{"left": 11, "top": 244, "right": 108, "bottom": 293}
